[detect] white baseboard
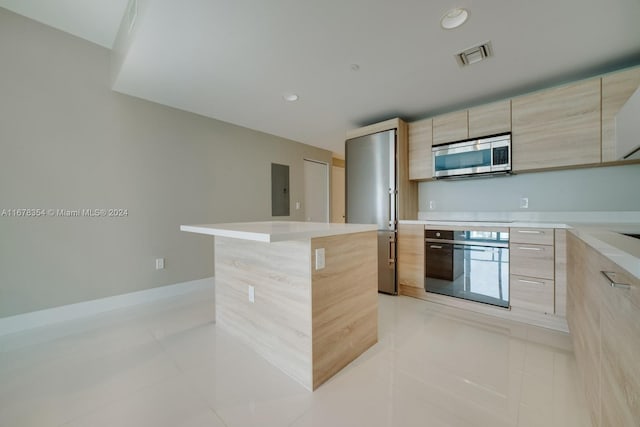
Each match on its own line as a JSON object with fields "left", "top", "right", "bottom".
{"left": 0, "top": 277, "right": 215, "bottom": 337}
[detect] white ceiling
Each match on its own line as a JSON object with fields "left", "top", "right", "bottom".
{"left": 0, "top": 0, "right": 129, "bottom": 48}
{"left": 2, "top": 0, "right": 640, "bottom": 155}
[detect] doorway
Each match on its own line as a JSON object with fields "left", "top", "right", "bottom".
{"left": 303, "top": 159, "right": 329, "bottom": 222}
{"left": 331, "top": 164, "right": 345, "bottom": 223}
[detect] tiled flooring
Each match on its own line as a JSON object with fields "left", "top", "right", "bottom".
{"left": 0, "top": 287, "right": 591, "bottom": 427}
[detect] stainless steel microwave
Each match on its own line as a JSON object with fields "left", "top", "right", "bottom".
{"left": 432, "top": 133, "right": 511, "bottom": 179}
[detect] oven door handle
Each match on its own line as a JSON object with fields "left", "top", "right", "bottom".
{"left": 453, "top": 244, "right": 501, "bottom": 253}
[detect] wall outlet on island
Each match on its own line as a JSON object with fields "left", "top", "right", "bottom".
{"left": 520, "top": 197, "right": 529, "bottom": 209}
{"left": 315, "top": 248, "right": 325, "bottom": 270}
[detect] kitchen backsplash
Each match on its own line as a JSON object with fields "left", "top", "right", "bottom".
{"left": 418, "top": 163, "right": 640, "bottom": 212}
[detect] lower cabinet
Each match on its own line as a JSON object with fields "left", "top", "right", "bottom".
{"left": 397, "top": 224, "right": 424, "bottom": 289}
{"left": 567, "top": 232, "right": 640, "bottom": 427}
{"left": 509, "top": 228, "right": 556, "bottom": 316}
{"left": 510, "top": 275, "right": 554, "bottom": 314}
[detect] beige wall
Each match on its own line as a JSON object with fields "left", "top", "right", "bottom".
{"left": 0, "top": 9, "right": 331, "bottom": 317}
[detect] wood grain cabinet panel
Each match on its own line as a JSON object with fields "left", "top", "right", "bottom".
{"left": 398, "top": 224, "right": 425, "bottom": 289}
{"left": 468, "top": 100, "right": 511, "bottom": 138}
{"left": 601, "top": 66, "right": 640, "bottom": 162}
{"left": 408, "top": 118, "right": 433, "bottom": 180}
{"left": 600, "top": 278, "right": 640, "bottom": 427}
{"left": 567, "top": 233, "right": 603, "bottom": 426}
{"left": 510, "top": 243, "right": 554, "bottom": 280}
{"left": 510, "top": 274, "right": 554, "bottom": 314}
{"left": 512, "top": 79, "right": 601, "bottom": 171}
{"left": 554, "top": 229, "right": 567, "bottom": 317}
{"left": 567, "top": 232, "right": 640, "bottom": 427}
{"left": 510, "top": 227, "right": 554, "bottom": 245}
{"left": 433, "top": 110, "right": 468, "bottom": 145}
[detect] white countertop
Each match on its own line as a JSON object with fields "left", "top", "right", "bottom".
{"left": 180, "top": 221, "right": 378, "bottom": 243}
{"left": 400, "top": 219, "right": 569, "bottom": 228}
{"left": 399, "top": 212, "right": 640, "bottom": 279}
{"left": 569, "top": 227, "right": 640, "bottom": 279}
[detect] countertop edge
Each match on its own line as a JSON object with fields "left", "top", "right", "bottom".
{"left": 180, "top": 223, "right": 378, "bottom": 242}
{"left": 568, "top": 228, "right": 640, "bottom": 280}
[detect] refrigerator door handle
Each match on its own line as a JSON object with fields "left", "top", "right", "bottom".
{"left": 388, "top": 235, "right": 396, "bottom": 265}
{"left": 388, "top": 189, "right": 392, "bottom": 227}
{"left": 388, "top": 189, "right": 396, "bottom": 228}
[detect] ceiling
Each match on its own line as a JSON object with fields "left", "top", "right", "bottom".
{"left": 2, "top": 0, "right": 640, "bottom": 155}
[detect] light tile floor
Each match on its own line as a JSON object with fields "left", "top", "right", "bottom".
{"left": 0, "top": 287, "right": 591, "bottom": 427}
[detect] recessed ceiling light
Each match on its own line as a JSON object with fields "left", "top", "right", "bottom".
{"left": 441, "top": 8, "right": 469, "bottom": 30}
{"left": 283, "top": 93, "right": 299, "bottom": 102}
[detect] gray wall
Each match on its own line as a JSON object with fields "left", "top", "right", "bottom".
{"left": 0, "top": 9, "right": 331, "bottom": 317}
{"left": 419, "top": 163, "right": 640, "bottom": 212}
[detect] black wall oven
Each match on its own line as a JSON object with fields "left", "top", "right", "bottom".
{"left": 425, "top": 229, "right": 509, "bottom": 308}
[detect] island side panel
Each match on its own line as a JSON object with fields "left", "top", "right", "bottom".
{"left": 310, "top": 231, "right": 378, "bottom": 390}
{"left": 215, "top": 237, "right": 313, "bottom": 389}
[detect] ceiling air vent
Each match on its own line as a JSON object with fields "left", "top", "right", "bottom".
{"left": 456, "top": 42, "right": 493, "bottom": 67}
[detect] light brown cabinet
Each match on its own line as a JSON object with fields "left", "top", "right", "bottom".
{"left": 432, "top": 110, "right": 468, "bottom": 145}
{"left": 601, "top": 66, "right": 640, "bottom": 162}
{"left": 567, "top": 232, "right": 640, "bottom": 427}
{"left": 468, "top": 100, "right": 511, "bottom": 138}
{"left": 554, "top": 229, "right": 568, "bottom": 317}
{"left": 510, "top": 227, "right": 555, "bottom": 315}
{"left": 510, "top": 275, "right": 554, "bottom": 313}
{"left": 510, "top": 227, "right": 554, "bottom": 245}
{"left": 511, "top": 79, "right": 601, "bottom": 171}
{"left": 408, "top": 119, "right": 432, "bottom": 180}
{"left": 397, "top": 223, "right": 424, "bottom": 289}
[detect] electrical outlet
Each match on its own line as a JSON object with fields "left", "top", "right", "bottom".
{"left": 315, "top": 248, "right": 325, "bottom": 270}
{"left": 429, "top": 200, "right": 436, "bottom": 210}
{"left": 295, "top": 201, "right": 301, "bottom": 210}
{"left": 248, "top": 285, "right": 255, "bottom": 303}
{"left": 520, "top": 197, "right": 529, "bottom": 209}
{"left": 155, "top": 258, "right": 165, "bottom": 270}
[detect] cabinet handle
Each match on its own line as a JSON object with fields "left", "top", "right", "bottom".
{"left": 517, "top": 230, "right": 543, "bottom": 234}
{"left": 517, "top": 246, "right": 543, "bottom": 251}
{"left": 517, "top": 278, "right": 545, "bottom": 285}
{"left": 429, "top": 245, "right": 443, "bottom": 249}
{"left": 601, "top": 271, "right": 631, "bottom": 290}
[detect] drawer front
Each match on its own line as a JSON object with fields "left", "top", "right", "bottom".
{"left": 510, "top": 274, "right": 555, "bottom": 314}
{"left": 510, "top": 227, "right": 554, "bottom": 245}
{"left": 510, "top": 244, "right": 554, "bottom": 279}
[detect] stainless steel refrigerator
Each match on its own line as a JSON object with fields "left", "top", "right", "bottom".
{"left": 345, "top": 129, "right": 397, "bottom": 294}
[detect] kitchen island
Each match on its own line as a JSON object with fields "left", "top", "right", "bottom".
{"left": 180, "top": 221, "right": 378, "bottom": 390}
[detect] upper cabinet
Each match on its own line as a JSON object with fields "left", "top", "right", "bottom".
{"left": 601, "top": 66, "right": 640, "bottom": 162}
{"left": 433, "top": 110, "right": 468, "bottom": 145}
{"left": 405, "top": 66, "right": 640, "bottom": 181}
{"left": 468, "top": 100, "right": 511, "bottom": 138}
{"left": 408, "top": 118, "right": 432, "bottom": 180}
{"left": 511, "top": 79, "right": 601, "bottom": 171}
